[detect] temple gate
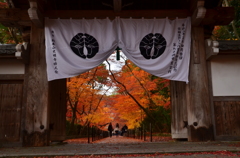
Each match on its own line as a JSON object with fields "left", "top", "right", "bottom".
{"left": 0, "top": 0, "right": 238, "bottom": 147}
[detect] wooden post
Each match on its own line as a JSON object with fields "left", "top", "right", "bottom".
{"left": 186, "top": 27, "right": 214, "bottom": 141}
{"left": 143, "top": 125, "right": 146, "bottom": 141}
{"left": 92, "top": 126, "right": 94, "bottom": 142}
{"left": 170, "top": 81, "right": 188, "bottom": 139}
{"left": 150, "top": 123, "right": 152, "bottom": 142}
{"left": 87, "top": 123, "right": 90, "bottom": 143}
{"left": 49, "top": 79, "right": 66, "bottom": 142}
{"left": 22, "top": 24, "right": 50, "bottom": 146}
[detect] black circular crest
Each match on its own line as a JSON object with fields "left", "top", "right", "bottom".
{"left": 70, "top": 33, "right": 99, "bottom": 59}
{"left": 139, "top": 33, "right": 167, "bottom": 59}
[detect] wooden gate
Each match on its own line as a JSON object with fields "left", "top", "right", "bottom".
{"left": 0, "top": 80, "right": 23, "bottom": 142}
{"left": 213, "top": 97, "right": 240, "bottom": 140}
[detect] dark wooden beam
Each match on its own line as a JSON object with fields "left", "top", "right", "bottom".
{"left": 213, "top": 96, "right": 240, "bottom": 101}
{"left": 0, "top": 7, "right": 234, "bottom": 27}
{"left": 0, "top": 9, "right": 31, "bottom": 27}
{"left": 44, "top": 8, "right": 234, "bottom": 26}
{"left": 44, "top": 9, "right": 191, "bottom": 19}
{"left": 202, "top": 7, "right": 235, "bottom": 26}
{"left": 218, "top": 50, "right": 240, "bottom": 55}
{"left": 215, "top": 136, "right": 240, "bottom": 141}
{"left": 0, "top": 74, "right": 24, "bottom": 80}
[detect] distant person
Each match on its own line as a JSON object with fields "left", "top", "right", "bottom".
{"left": 124, "top": 124, "right": 128, "bottom": 131}
{"left": 114, "top": 123, "right": 120, "bottom": 137}
{"left": 108, "top": 122, "right": 113, "bottom": 137}
{"left": 121, "top": 124, "right": 128, "bottom": 136}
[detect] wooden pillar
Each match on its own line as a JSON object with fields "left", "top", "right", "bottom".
{"left": 22, "top": 24, "right": 50, "bottom": 146}
{"left": 170, "top": 81, "right": 188, "bottom": 139}
{"left": 49, "top": 79, "right": 66, "bottom": 142}
{"left": 186, "top": 27, "right": 214, "bottom": 141}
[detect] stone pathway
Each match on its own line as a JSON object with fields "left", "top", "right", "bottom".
{"left": 0, "top": 136, "right": 240, "bottom": 157}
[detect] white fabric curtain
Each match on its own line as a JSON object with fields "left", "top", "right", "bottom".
{"left": 118, "top": 17, "right": 191, "bottom": 82}
{"left": 45, "top": 18, "right": 118, "bottom": 81}
{"left": 45, "top": 17, "right": 191, "bottom": 82}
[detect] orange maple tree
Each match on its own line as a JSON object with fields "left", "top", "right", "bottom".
{"left": 66, "top": 64, "right": 113, "bottom": 134}
{"left": 66, "top": 57, "right": 170, "bottom": 133}
{"left": 106, "top": 59, "right": 170, "bottom": 129}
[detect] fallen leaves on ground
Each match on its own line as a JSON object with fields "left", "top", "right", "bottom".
{"left": 65, "top": 138, "right": 89, "bottom": 144}
{"left": 22, "top": 137, "right": 239, "bottom": 158}
{"left": 228, "top": 142, "right": 240, "bottom": 147}
{"left": 144, "top": 136, "right": 174, "bottom": 142}
{"left": 64, "top": 136, "right": 174, "bottom": 144}
{"left": 19, "top": 151, "right": 240, "bottom": 158}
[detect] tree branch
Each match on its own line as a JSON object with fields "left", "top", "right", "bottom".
{"left": 106, "top": 60, "right": 156, "bottom": 123}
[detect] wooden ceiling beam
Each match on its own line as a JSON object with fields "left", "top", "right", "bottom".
{"left": 44, "top": 10, "right": 191, "bottom": 19}
{"left": 0, "top": 8, "right": 31, "bottom": 27}
{"left": 44, "top": 8, "right": 233, "bottom": 26}
{"left": 202, "top": 7, "right": 234, "bottom": 26}
{"left": 0, "top": 7, "right": 234, "bottom": 27}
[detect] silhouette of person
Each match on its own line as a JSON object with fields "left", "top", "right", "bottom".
{"left": 108, "top": 122, "right": 113, "bottom": 137}
{"left": 121, "top": 124, "right": 128, "bottom": 136}
{"left": 114, "top": 123, "right": 120, "bottom": 137}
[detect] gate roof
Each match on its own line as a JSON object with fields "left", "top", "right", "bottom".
{"left": 0, "top": 0, "right": 234, "bottom": 42}
{"left": 10, "top": 0, "right": 221, "bottom": 10}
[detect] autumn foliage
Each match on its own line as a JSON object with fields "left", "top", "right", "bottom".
{"left": 212, "top": 0, "right": 240, "bottom": 40}
{"left": 107, "top": 60, "right": 170, "bottom": 130}
{"left": 0, "top": 1, "right": 8, "bottom": 8}
{"left": 66, "top": 64, "right": 113, "bottom": 134}
{"left": 0, "top": 1, "right": 23, "bottom": 44}
{"left": 66, "top": 58, "right": 171, "bottom": 135}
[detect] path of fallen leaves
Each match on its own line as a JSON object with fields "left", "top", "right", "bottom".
{"left": 19, "top": 151, "right": 240, "bottom": 158}
{"left": 93, "top": 136, "right": 144, "bottom": 144}
{"left": 65, "top": 136, "right": 173, "bottom": 144}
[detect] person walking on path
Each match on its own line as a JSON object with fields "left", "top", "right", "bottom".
{"left": 107, "top": 122, "right": 113, "bottom": 137}
{"left": 114, "top": 123, "right": 120, "bottom": 137}
{"left": 121, "top": 124, "right": 128, "bottom": 136}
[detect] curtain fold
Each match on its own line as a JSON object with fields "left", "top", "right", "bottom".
{"left": 118, "top": 17, "right": 191, "bottom": 82}
{"left": 45, "top": 18, "right": 118, "bottom": 81}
